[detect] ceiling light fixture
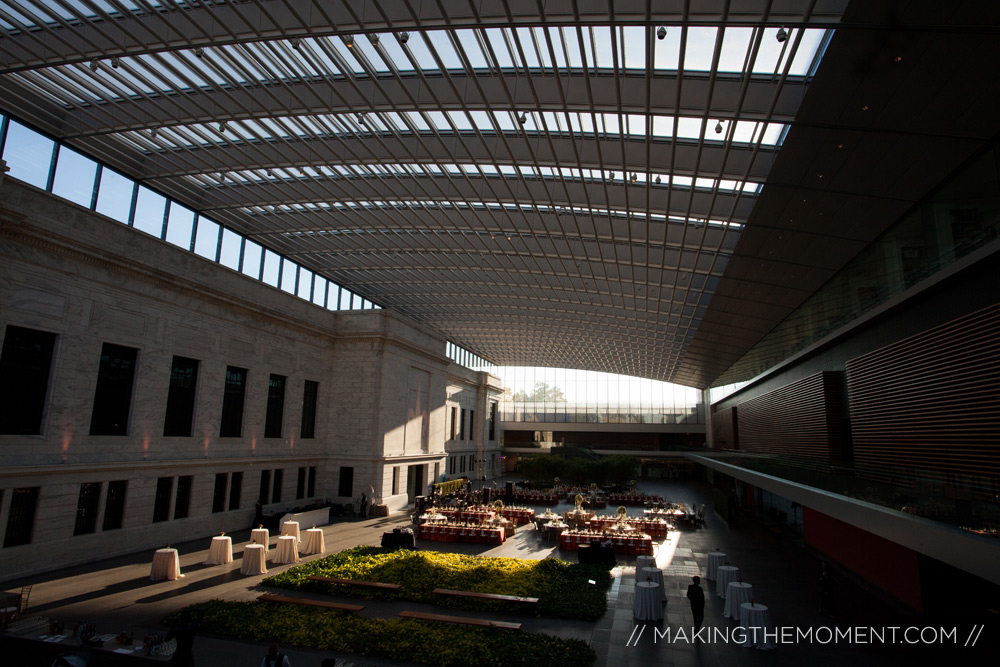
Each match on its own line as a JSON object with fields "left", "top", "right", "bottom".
{"left": 150, "top": 128, "right": 157, "bottom": 139}
{"left": 345, "top": 35, "right": 355, "bottom": 48}
{"left": 776, "top": 27, "right": 788, "bottom": 43}
{"left": 655, "top": 175, "right": 661, "bottom": 184}
{"left": 111, "top": 57, "right": 120, "bottom": 68}
{"left": 399, "top": 31, "right": 410, "bottom": 44}
{"left": 194, "top": 47, "right": 205, "bottom": 58}
{"left": 219, "top": 121, "right": 227, "bottom": 132}
{"left": 518, "top": 113, "right": 527, "bottom": 124}
{"left": 369, "top": 34, "right": 379, "bottom": 45}
{"left": 656, "top": 26, "right": 667, "bottom": 40}
{"left": 715, "top": 121, "right": 723, "bottom": 134}
{"left": 630, "top": 172, "right": 637, "bottom": 182}
{"left": 290, "top": 38, "right": 301, "bottom": 49}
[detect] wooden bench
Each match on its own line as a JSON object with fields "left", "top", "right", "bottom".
{"left": 257, "top": 593, "right": 364, "bottom": 613}
{"left": 432, "top": 588, "right": 539, "bottom": 604}
{"left": 398, "top": 610, "right": 521, "bottom": 630}
{"left": 307, "top": 575, "right": 401, "bottom": 590}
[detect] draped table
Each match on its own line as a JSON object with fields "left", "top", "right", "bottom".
{"left": 636, "top": 555, "right": 656, "bottom": 571}
{"left": 724, "top": 582, "right": 753, "bottom": 620}
{"left": 205, "top": 536, "right": 233, "bottom": 565}
{"left": 280, "top": 521, "right": 300, "bottom": 541}
{"left": 150, "top": 548, "right": 181, "bottom": 581}
{"left": 706, "top": 551, "right": 727, "bottom": 580}
{"left": 418, "top": 524, "right": 505, "bottom": 545}
{"left": 241, "top": 544, "right": 267, "bottom": 575}
{"left": 250, "top": 528, "right": 270, "bottom": 551}
{"left": 716, "top": 565, "right": 740, "bottom": 597}
{"left": 301, "top": 528, "right": 325, "bottom": 555}
{"left": 633, "top": 581, "right": 663, "bottom": 621}
{"left": 273, "top": 535, "right": 300, "bottom": 564}
{"left": 640, "top": 567, "right": 667, "bottom": 602}
{"left": 741, "top": 603, "right": 776, "bottom": 649}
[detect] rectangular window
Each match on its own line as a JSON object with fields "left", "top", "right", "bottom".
{"left": 449, "top": 456, "right": 455, "bottom": 475}
{"left": 460, "top": 456, "right": 465, "bottom": 473}
{"left": 339, "top": 466, "right": 353, "bottom": 498}
{"left": 307, "top": 466, "right": 316, "bottom": 497}
{"left": 489, "top": 401, "right": 497, "bottom": 440}
{"left": 74, "top": 482, "right": 102, "bottom": 536}
{"left": 272, "top": 468, "right": 283, "bottom": 503}
{"left": 469, "top": 410, "right": 475, "bottom": 439}
{"left": 3, "top": 487, "right": 39, "bottom": 547}
{"left": 163, "top": 356, "right": 199, "bottom": 437}
{"left": 434, "top": 462, "right": 440, "bottom": 483}
{"left": 212, "top": 473, "right": 228, "bottom": 513}
{"left": 152, "top": 477, "right": 173, "bottom": 523}
{"left": 229, "top": 471, "right": 243, "bottom": 510}
{"left": 296, "top": 467, "right": 306, "bottom": 499}
{"left": 103, "top": 480, "right": 127, "bottom": 530}
{"left": 392, "top": 467, "right": 399, "bottom": 495}
{"left": 174, "top": 475, "right": 193, "bottom": 519}
{"left": 259, "top": 469, "right": 271, "bottom": 504}
{"left": 89, "top": 342, "right": 138, "bottom": 436}
{"left": 300, "top": 380, "right": 318, "bottom": 438}
{"left": 459, "top": 408, "right": 466, "bottom": 440}
{"left": 0, "top": 325, "right": 56, "bottom": 435}
{"left": 450, "top": 406, "right": 457, "bottom": 440}
{"left": 264, "top": 374, "right": 286, "bottom": 438}
{"left": 219, "top": 366, "right": 247, "bottom": 437}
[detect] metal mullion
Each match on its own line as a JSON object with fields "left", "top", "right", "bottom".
{"left": 604, "top": 24, "right": 630, "bottom": 299}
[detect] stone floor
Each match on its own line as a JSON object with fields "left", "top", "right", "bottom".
{"left": 2, "top": 476, "right": 996, "bottom": 666}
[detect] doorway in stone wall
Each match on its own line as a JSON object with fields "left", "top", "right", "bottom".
{"left": 407, "top": 463, "right": 426, "bottom": 505}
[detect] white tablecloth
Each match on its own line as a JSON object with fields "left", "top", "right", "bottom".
{"left": 724, "top": 581, "right": 753, "bottom": 619}
{"left": 741, "top": 603, "right": 776, "bottom": 649}
{"left": 280, "top": 521, "right": 300, "bottom": 541}
{"left": 301, "top": 528, "right": 325, "bottom": 555}
{"left": 633, "top": 581, "right": 663, "bottom": 621}
{"left": 716, "top": 565, "right": 739, "bottom": 597}
{"left": 640, "top": 567, "right": 667, "bottom": 602}
{"left": 706, "top": 551, "right": 726, "bottom": 580}
{"left": 250, "top": 528, "right": 270, "bottom": 551}
{"left": 205, "top": 536, "right": 233, "bottom": 565}
{"left": 241, "top": 544, "right": 267, "bottom": 575}
{"left": 636, "top": 555, "right": 656, "bottom": 571}
{"left": 150, "top": 548, "right": 181, "bottom": 581}
{"left": 273, "top": 535, "right": 300, "bottom": 564}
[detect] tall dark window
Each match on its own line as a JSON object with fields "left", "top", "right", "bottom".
{"left": 212, "top": 473, "right": 228, "bottom": 513}
{"left": 307, "top": 466, "right": 316, "bottom": 497}
{"left": 0, "top": 325, "right": 56, "bottom": 435}
{"left": 228, "top": 471, "right": 243, "bottom": 510}
{"left": 469, "top": 410, "right": 475, "bottom": 439}
{"left": 103, "top": 480, "right": 127, "bottom": 530}
{"left": 219, "top": 366, "right": 247, "bottom": 437}
{"left": 89, "top": 343, "right": 138, "bottom": 435}
{"left": 174, "top": 475, "right": 193, "bottom": 519}
{"left": 296, "top": 467, "right": 306, "bottom": 499}
{"left": 152, "top": 477, "right": 173, "bottom": 522}
{"left": 264, "top": 374, "right": 286, "bottom": 438}
{"left": 392, "top": 467, "right": 399, "bottom": 495}
{"left": 450, "top": 407, "right": 457, "bottom": 440}
{"left": 272, "top": 468, "right": 283, "bottom": 503}
{"left": 459, "top": 408, "right": 466, "bottom": 440}
{"left": 489, "top": 401, "right": 497, "bottom": 440}
{"left": 338, "top": 466, "right": 353, "bottom": 498}
{"left": 3, "top": 487, "right": 39, "bottom": 547}
{"left": 300, "top": 380, "right": 318, "bottom": 439}
{"left": 74, "top": 482, "right": 102, "bottom": 535}
{"left": 163, "top": 356, "right": 199, "bottom": 437}
{"left": 259, "top": 469, "right": 271, "bottom": 504}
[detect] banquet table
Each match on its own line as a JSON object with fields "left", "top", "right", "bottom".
{"left": 150, "top": 548, "right": 181, "bottom": 581}
{"left": 241, "top": 544, "right": 268, "bottom": 575}
{"left": 301, "top": 528, "right": 325, "bottom": 555}
{"left": 741, "top": 603, "right": 776, "bottom": 649}
{"left": 418, "top": 524, "right": 505, "bottom": 545}
{"left": 706, "top": 551, "right": 726, "bottom": 580}
{"left": 250, "top": 528, "right": 270, "bottom": 551}
{"left": 716, "top": 565, "right": 740, "bottom": 597}
{"left": 204, "top": 536, "right": 233, "bottom": 565}
{"left": 633, "top": 581, "right": 663, "bottom": 621}
{"left": 273, "top": 535, "right": 300, "bottom": 564}
{"left": 725, "top": 582, "right": 754, "bottom": 620}
{"left": 280, "top": 521, "right": 300, "bottom": 541}
{"left": 640, "top": 567, "right": 667, "bottom": 602}
{"left": 560, "top": 531, "right": 653, "bottom": 555}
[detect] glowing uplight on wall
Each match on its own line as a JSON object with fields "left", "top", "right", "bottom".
{"left": 251, "top": 434, "right": 257, "bottom": 456}
{"left": 142, "top": 432, "right": 150, "bottom": 459}
{"left": 204, "top": 434, "right": 211, "bottom": 457}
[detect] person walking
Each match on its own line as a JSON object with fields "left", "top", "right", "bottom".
{"left": 359, "top": 492, "right": 368, "bottom": 518}
{"left": 687, "top": 575, "right": 706, "bottom": 631}
{"left": 261, "top": 642, "right": 291, "bottom": 667}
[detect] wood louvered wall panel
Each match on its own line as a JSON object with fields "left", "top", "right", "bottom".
{"left": 710, "top": 406, "right": 738, "bottom": 450}
{"left": 734, "top": 372, "right": 842, "bottom": 459}
{"left": 846, "top": 301, "right": 1000, "bottom": 480}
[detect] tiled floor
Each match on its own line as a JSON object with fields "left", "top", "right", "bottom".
{"left": 2, "top": 476, "right": 996, "bottom": 666}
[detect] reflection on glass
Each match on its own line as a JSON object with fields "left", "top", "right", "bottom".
{"left": 95, "top": 168, "right": 134, "bottom": 224}
{"left": 132, "top": 186, "right": 166, "bottom": 237}
{"left": 219, "top": 229, "right": 242, "bottom": 270}
{"left": 1, "top": 120, "right": 53, "bottom": 189}
{"left": 242, "top": 240, "right": 263, "bottom": 279}
{"left": 52, "top": 146, "right": 97, "bottom": 207}
{"left": 165, "top": 202, "right": 195, "bottom": 250}
{"left": 193, "top": 217, "right": 220, "bottom": 260}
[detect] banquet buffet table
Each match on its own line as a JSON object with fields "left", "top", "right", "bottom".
{"left": 273, "top": 535, "right": 300, "bottom": 565}
{"left": 559, "top": 531, "right": 653, "bottom": 555}
{"left": 419, "top": 523, "right": 505, "bottom": 545}
{"left": 150, "top": 548, "right": 181, "bottom": 581}
{"left": 241, "top": 544, "right": 267, "bottom": 575}
{"left": 716, "top": 565, "right": 740, "bottom": 597}
{"left": 633, "top": 581, "right": 663, "bottom": 621}
{"left": 204, "top": 536, "right": 233, "bottom": 565}
{"left": 741, "top": 603, "right": 776, "bottom": 649}
{"left": 301, "top": 528, "right": 325, "bottom": 555}
{"left": 724, "top": 581, "right": 753, "bottom": 620}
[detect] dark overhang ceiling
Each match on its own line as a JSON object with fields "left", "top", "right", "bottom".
{"left": 2, "top": 1, "right": 997, "bottom": 388}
